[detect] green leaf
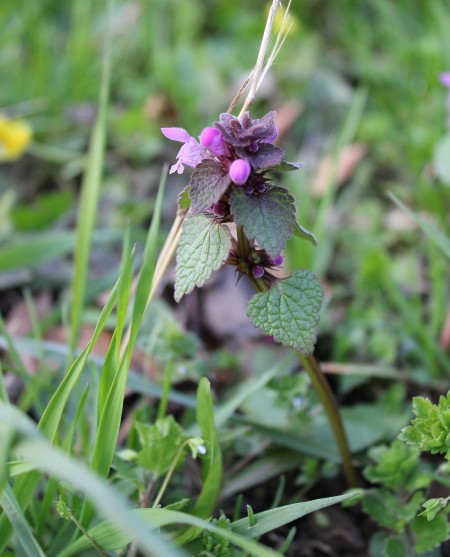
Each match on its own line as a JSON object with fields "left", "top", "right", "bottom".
{"left": 178, "top": 186, "right": 191, "bottom": 211}
{"left": 266, "top": 161, "right": 304, "bottom": 172}
{"left": 384, "top": 537, "right": 407, "bottom": 557}
{"left": 369, "top": 533, "right": 406, "bottom": 557}
{"left": 412, "top": 514, "right": 450, "bottom": 553}
{"left": 387, "top": 193, "right": 450, "bottom": 259}
{"left": 0, "top": 232, "right": 75, "bottom": 271}
{"left": 247, "top": 270, "right": 323, "bottom": 355}
{"left": 193, "top": 378, "right": 222, "bottom": 517}
{"left": 434, "top": 134, "right": 450, "bottom": 185}
{"left": 230, "top": 187, "right": 296, "bottom": 258}
{"left": 362, "top": 489, "right": 424, "bottom": 533}
{"left": 175, "top": 215, "right": 232, "bottom": 302}
{"left": 293, "top": 223, "right": 318, "bottom": 246}
{"left": 363, "top": 440, "right": 428, "bottom": 491}
{"left": 419, "top": 498, "right": 450, "bottom": 521}
{"left": 399, "top": 393, "right": 450, "bottom": 460}
{"left": 136, "top": 416, "right": 188, "bottom": 478}
{"left": 189, "top": 159, "right": 230, "bottom": 214}
{"left": 12, "top": 189, "right": 74, "bottom": 231}
{"left": 174, "top": 378, "right": 223, "bottom": 545}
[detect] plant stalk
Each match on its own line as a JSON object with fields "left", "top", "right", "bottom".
{"left": 297, "top": 353, "right": 358, "bottom": 487}
{"left": 247, "top": 266, "right": 358, "bottom": 488}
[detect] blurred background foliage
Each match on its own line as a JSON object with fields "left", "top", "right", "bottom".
{"left": 0, "top": 0, "right": 449, "bottom": 379}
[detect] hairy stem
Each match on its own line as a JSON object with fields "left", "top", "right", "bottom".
{"left": 247, "top": 262, "right": 358, "bottom": 488}
{"left": 298, "top": 353, "right": 358, "bottom": 487}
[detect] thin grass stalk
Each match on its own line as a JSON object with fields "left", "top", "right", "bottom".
{"left": 69, "top": 1, "right": 112, "bottom": 354}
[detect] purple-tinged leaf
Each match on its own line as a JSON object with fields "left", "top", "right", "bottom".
{"left": 215, "top": 111, "right": 278, "bottom": 148}
{"left": 230, "top": 187, "right": 296, "bottom": 258}
{"left": 189, "top": 159, "right": 231, "bottom": 214}
{"left": 237, "top": 144, "right": 284, "bottom": 170}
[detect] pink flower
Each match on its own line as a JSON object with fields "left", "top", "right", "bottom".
{"left": 229, "top": 159, "right": 251, "bottom": 185}
{"left": 440, "top": 72, "right": 450, "bottom": 88}
{"left": 161, "top": 127, "right": 209, "bottom": 174}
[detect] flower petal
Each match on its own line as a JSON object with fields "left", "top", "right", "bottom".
{"left": 177, "top": 138, "right": 209, "bottom": 169}
{"left": 161, "top": 127, "right": 191, "bottom": 143}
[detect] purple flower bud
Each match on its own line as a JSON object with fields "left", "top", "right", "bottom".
{"left": 252, "top": 265, "right": 265, "bottom": 278}
{"left": 212, "top": 203, "right": 226, "bottom": 217}
{"left": 269, "top": 255, "right": 283, "bottom": 266}
{"left": 200, "top": 127, "right": 227, "bottom": 156}
{"left": 229, "top": 159, "right": 251, "bottom": 185}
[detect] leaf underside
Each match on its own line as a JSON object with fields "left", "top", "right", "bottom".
{"left": 230, "top": 186, "right": 296, "bottom": 258}
{"left": 247, "top": 270, "right": 323, "bottom": 355}
{"left": 174, "top": 215, "right": 232, "bottom": 302}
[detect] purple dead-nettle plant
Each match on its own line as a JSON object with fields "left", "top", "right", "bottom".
{"left": 162, "top": 109, "right": 321, "bottom": 356}
{"left": 158, "top": 0, "right": 357, "bottom": 487}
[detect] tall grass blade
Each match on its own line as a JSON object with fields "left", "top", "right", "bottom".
{"left": 0, "top": 402, "right": 184, "bottom": 557}
{"left": 69, "top": 1, "right": 111, "bottom": 352}
{"left": 79, "top": 167, "right": 167, "bottom": 529}
{"left": 174, "top": 378, "right": 222, "bottom": 545}
{"left": 57, "top": 495, "right": 355, "bottom": 557}
{"left": 0, "top": 281, "right": 119, "bottom": 551}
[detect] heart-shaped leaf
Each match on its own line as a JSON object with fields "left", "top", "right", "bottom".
{"left": 247, "top": 270, "right": 323, "bottom": 355}
{"left": 175, "top": 215, "right": 232, "bottom": 302}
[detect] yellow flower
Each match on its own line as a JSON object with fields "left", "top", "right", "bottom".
{"left": 0, "top": 114, "right": 32, "bottom": 162}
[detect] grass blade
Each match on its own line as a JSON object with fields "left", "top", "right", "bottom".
{"left": 174, "top": 378, "right": 223, "bottom": 545}
{"left": 78, "top": 167, "right": 167, "bottom": 530}
{"left": 387, "top": 192, "right": 450, "bottom": 259}
{"left": 0, "top": 401, "right": 184, "bottom": 557}
{"left": 1, "top": 483, "right": 46, "bottom": 557}
{"left": 69, "top": 2, "right": 111, "bottom": 352}
{"left": 56, "top": 494, "right": 355, "bottom": 557}
{"left": 0, "top": 281, "right": 119, "bottom": 551}
{"left": 191, "top": 378, "right": 222, "bottom": 517}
